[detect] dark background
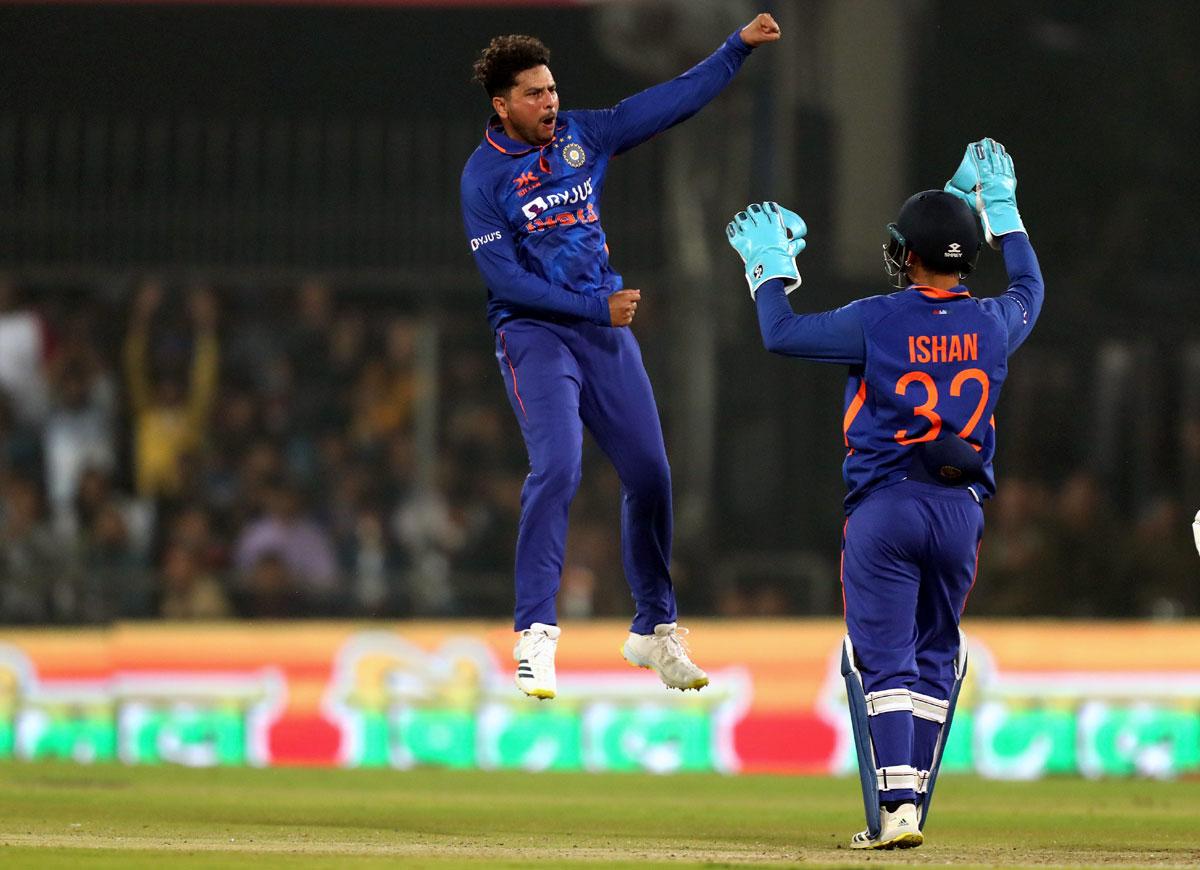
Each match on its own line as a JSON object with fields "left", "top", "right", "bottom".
{"left": 1, "top": 1, "right": 1197, "bottom": 623}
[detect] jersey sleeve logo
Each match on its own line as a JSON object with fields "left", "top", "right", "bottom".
{"left": 470, "top": 230, "right": 502, "bottom": 251}
{"left": 562, "top": 142, "right": 587, "bottom": 168}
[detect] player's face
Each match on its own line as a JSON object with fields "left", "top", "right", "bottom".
{"left": 494, "top": 65, "right": 559, "bottom": 146}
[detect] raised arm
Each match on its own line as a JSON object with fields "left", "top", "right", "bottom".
{"left": 982, "top": 232, "right": 1043, "bottom": 354}
{"left": 587, "top": 13, "right": 780, "bottom": 157}
{"left": 184, "top": 287, "right": 220, "bottom": 429}
{"left": 123, "top": 279, "right": 162, "bottom": 415}
{"left": 944, "top": 138, "right": 1044, "bottom": 354}
{"left": 461, "top": 179, "right": 612, "bottom": 325}
{"left": 726, "top": 202, "right": 866, "bottom": 364}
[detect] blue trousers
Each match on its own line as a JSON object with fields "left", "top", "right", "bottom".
{"left": 842, "top": 479, "right": 983, "bottom": 804}
{"left": 495, "top": 318, "right": 676, "bottom": 634}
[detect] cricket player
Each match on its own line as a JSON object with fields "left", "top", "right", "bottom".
{"left": 726, "top": 139, "right": 1043, "bottom": 848}
{"left": 461, "top": 14, "right": 782, "bottom": 698}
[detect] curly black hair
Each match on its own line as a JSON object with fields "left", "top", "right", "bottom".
{"left": 471, "top": 35, "right": 551, "bottom": 98}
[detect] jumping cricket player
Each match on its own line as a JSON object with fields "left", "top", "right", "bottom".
{"left": 726, "top": 139, "right": 1044, "bottom": 848}
{"left": 461, "top": 14, "right": 782, "bottom": 698}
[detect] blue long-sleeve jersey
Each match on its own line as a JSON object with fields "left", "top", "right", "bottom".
{"left": 754, "top": 232, "right": 1044, "bottom": 512}
{"left": 461, "top": 31, "right": 753, "bottom": 330}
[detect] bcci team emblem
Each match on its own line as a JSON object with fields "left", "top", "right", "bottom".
{"left": 562, "top": 142, "right": 587, "bottom": 169}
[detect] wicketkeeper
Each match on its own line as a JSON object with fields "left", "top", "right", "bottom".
{"left": 726, "top": 139, "right": 1044, "bottom": 849}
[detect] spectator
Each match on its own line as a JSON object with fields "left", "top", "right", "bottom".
{"left": 323, "top": 310, "right": 368, "bottom": 433}
{"left": 972, "top": 477, "right": 1052, "bottom": 614}
{"left": 348, "top": 504, "right": 400, "bottom": 615}
{"left": 158, "top": 542, "right": 232, "bottom": 620}
{"left": 350, "top": 317, "right": 421, "bottom": 450}
{"left": 75, "top": 466, "right": 155, "bottom": 562}
{"left": 390, "top": 456, "right": 464, "bottom": 615}
{"left": 80, "top": 497, "right": 148, "bottom": 620}
{"left": 0, "top": 476, "right": 77, "bottom": 622}
{"left": 43, "top": 354, "right": 118, "bottom": 537}
{"left": 0, "top": 393, "right": 40, "bottom": 476}
{"left": 1040, "top": 471, "right": 1125, "bottom": 616}
{"left": 0, "top": 277, "right": 53, "bottom": 429}
{"left": 286, "top": 279, "right": 339, "bottom": 440}
{"left": 123, "top": 280, "right": 219, "bottom": 499}
{"left": 1121, "top": 496, "right": 1199, "bottom": 618}
{"left": 240, "top": 553, "right": 299, "bottom": 619}
{"left": 232, "top": 476, "right": 339, "bottom": 611}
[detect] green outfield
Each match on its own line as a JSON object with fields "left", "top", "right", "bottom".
{"left": 0, "top": 763, "right": 1197, "bottom": 869}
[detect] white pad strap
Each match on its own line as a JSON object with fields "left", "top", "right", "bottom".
{"left": 865, "top": 687, "right": 913, "bottom": 716}
{"left": 911, "top": 691, "right": 949, "bottom": 723}
{"left": 916, "top": 769, "right": 931, "bottom": 794}
{"left": 877, "top": 764, "right": 919, "bottom": 793}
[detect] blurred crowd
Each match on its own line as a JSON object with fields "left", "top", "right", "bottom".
{"left": 0, "top": 275, "right": 1196, "bottom": 624}
{"left": 959, "top": 473, "right": 1197, "bottom": 619}
{"left": 0, "top": 275, "right": 643, "bottom": 623}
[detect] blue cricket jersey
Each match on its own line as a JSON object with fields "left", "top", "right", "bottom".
{"left": 754, "top": 232, "right": 1044, "bottom": 512}
{"left": 461, "top": 31, "right": 754, "bottom": 330}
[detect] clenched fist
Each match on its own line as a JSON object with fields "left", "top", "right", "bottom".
{"left": 608, "top": 288, "right": 641, "bottom": 327}
{"left": 740, "top": 13, "right": 781, "bottom": 48}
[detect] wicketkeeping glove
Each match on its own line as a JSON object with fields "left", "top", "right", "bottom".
{"left": 944, "top": 137, "right": 1025, "bottom": 249}
{"left": 725, "top": 201, "right": 807, "bottom": 299}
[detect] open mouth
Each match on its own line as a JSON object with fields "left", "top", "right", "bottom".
{"left": 539, "top": 114, "right": 556, "bottom": 133}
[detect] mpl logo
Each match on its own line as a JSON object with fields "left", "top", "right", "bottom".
{"left": 521, "top": 197, "right": 550, "bottom": 221}
{"left": 945, "top": 242, "right": 963, "bottom": 259}
{"left": 521, "top": 177, "right": 593, "bottom": 221}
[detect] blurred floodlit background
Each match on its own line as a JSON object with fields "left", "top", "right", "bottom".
{"left": 0, "top": 0, "right": 1197, "bottom": 626}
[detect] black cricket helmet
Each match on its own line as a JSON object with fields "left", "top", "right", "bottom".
{"left": 883, "top": 190, "right": 981, "bottom": 288}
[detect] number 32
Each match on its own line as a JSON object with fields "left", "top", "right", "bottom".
{"left": 894, "top": 368, "right": 989, "bottom": 446}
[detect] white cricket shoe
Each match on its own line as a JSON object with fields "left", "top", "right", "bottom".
{"left": 621, "top": 622, "right": 709, "bottom": 691}
{"left": 513, "top": 623, "right": 560, "bottom": 699}
{"left": 850, "top": 803, "right": 923, "bottom": 850}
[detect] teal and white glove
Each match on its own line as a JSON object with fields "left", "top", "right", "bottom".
{"left": 945, "top": 137, "right": 1025, "bottom": 249}
{"left": 725, "top": 201, "right": 807, "bottom": 299}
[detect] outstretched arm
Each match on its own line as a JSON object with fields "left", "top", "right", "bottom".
{"left": 755, "top": 279, "right": 866, "bottom": 363}
{"left": 589, "top": 13, "right": 780, "bottom": 156}
{"left": 726, "top": 201, "right": 866, "bottom": 363}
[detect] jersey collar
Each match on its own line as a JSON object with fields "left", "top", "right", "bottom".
{"left": 912, "top": 284, "right": 972, "bottom": 300}
{"left": 483, "top": 114, "right": 567, "bottom": 157}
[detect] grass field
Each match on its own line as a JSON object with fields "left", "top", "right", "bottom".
{"left": 0, "top": 762, "right": 1197, "bottom": 869}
